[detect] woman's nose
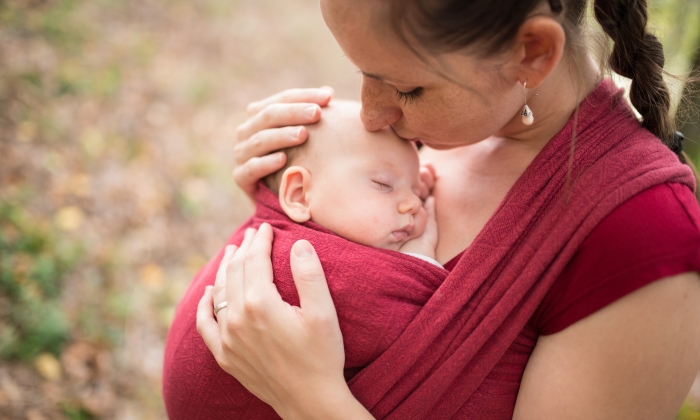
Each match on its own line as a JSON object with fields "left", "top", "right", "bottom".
{"left": 398, "top": 193, "right": 422, "bottom": 215}
{"left": 360, "top": 77, "right": 403, "bottom": 132}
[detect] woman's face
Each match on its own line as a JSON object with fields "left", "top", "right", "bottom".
{"left": 321, "top": 0, "right": 527, "bottom": 149}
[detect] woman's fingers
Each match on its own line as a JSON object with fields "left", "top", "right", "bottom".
{"left": 196, "top": 285, "right": 222, "bottom": 354}
{"left": 234, "top": 126, "right": 308, "bottom": 166}
{"left": 289, "top": 240, "right": 337, "bottom": 322}
{"left": 214, "top": 245, "right": 237, "bottom": 306}
{"left": 233, "top": 87, "right": 334, "bottom": 200}
{"left": 233, "top": 153, "right": 287, "bottom": 199}
{"left": 246, "top": 87, "right": 333, "bottom": 117}
{"left": 237, "top": 102, "right": 322, "bottom": 143}
{"left": 226, "top": 228, "right": 258, "bottom": 315}
{"left": 239, "top": 224, "right": 281, "bottom": 311}
{"left": 196, "top": 225, "right": 349, "bottom": 416}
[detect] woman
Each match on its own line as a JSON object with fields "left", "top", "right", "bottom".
{"left": 171, "top": 0, "right": 700, "bottom": 418}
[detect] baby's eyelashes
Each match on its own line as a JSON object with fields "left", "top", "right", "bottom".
{"left": 373, "top": 180, "right": 393, "bottom": 192}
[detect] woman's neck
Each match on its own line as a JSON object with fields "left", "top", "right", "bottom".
{"left": 495, "top": 51, "right": 602, "bottom": 152}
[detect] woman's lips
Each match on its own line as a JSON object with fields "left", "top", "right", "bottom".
{"left": 390, "top": 126, "right": 417, "bottom": 141}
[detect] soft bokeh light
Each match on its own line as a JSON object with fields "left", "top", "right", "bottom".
{"left": 0, "top": 0, "right": 698, "bottom": 418}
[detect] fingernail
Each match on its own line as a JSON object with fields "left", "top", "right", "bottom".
{"left": 292, "top": 240, "right": 314, "bottom": 259}
{"left": 245, "top": 228, "right": 255, "bottom": 239}
{"left": 304, "top": 106, "right": 318, "bottom": 119}
{"left": 291, "top": 127, "right": 302, "bottom": 140}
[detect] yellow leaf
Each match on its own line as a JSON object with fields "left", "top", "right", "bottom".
{"left": 35, "top": 353, "right": 62, "bottom": 381}
{"left": 140, "top": 263, "right": 164, "bottom": 290}
{"left": 54, "top": 206, "right": 85, "bottom": 232}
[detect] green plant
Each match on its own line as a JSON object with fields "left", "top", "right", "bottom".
{"left": 0, "top": 201, "right": 81, "bottom": 360}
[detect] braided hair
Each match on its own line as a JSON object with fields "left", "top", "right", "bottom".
{"left": 592, "top": 0, "right": 679, "bottom": 152}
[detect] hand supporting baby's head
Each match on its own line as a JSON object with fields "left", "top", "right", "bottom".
{"left": 264, "top": 100, "right": 429, "bottom": 251}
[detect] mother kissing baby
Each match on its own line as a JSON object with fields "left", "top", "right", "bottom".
{"left": 165, "top": 0, "right": 700, "bottom": 418}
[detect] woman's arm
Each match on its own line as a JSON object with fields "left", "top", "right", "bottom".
{"left": 513, "top": 272, "right": 700, "bottom": 420}
{"left": 196, "top": 225, "right": 374, "bottom": 420}
{"left": 233, "top": 88, "right": 333, "bottom": 199}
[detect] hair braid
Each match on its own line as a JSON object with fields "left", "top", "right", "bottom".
{"left": 593, "top": 0, "right": 675, "bottom": 148}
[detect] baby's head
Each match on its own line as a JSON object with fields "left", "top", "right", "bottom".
{"left": 265, "top": 101, "right": 426, "bottom": 251}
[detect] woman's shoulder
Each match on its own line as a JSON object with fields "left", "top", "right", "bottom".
{"left": 530, "top": 182, "right": 700, "bottom": 335}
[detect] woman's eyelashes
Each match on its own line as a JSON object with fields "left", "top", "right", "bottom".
{"left": 394, "top": 87, "right": 423, "bottom": 104}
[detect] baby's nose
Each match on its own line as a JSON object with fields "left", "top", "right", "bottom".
{"left": 398, "top": 194, "right": 422, "bottom": 215}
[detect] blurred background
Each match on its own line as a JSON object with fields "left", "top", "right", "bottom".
{"left": 0, "top": 0, "right": 698, "bottom": 418}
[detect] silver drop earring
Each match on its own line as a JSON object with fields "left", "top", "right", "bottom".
{"left": 521, "top": 81, "right": 534, "bottom": 126}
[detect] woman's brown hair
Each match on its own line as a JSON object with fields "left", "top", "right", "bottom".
{"left": 388, "top": 0, "right": 695, "bottom": 169}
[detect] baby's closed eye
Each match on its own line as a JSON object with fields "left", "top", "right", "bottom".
{"left": 372, "top": 180, "right": 393, "bottom": 192}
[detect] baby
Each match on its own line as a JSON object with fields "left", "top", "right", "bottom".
{"left": 263, "top": 100, "right": 439, "bottom": 264}
{"left": 161, "top": 102, "right": 447, "bottom": 418}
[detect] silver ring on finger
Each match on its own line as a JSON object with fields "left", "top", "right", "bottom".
{"left": 214, "top": 301, "right": 228, "bottom": 317}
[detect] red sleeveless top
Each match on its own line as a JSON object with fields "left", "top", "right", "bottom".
{"left": 441, "top": 182, "right": 700, "bottom": 418}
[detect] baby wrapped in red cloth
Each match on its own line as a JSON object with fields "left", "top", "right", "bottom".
{"left": 163, "top": 101, "right": 449, "bottom": 419}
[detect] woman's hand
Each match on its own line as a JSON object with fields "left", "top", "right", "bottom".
{"left": 196, "top": 224, "right": 373, "bottom": 420}
{"left": 234, "top": 88, "right": 334, "bottom": 199}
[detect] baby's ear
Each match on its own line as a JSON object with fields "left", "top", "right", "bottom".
{"left": 279, "top": 166, "right": 312, "bottom": 223}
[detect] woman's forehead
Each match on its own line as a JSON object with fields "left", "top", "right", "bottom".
{"left": 321, "top": 0, "right": 432, "bottom": 81}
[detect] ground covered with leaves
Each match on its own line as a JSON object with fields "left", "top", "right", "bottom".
{"left": 0, "top": 0, "right": 358, "bottom": 418}
{"left": 0, "top": 0, "right": 698, "bottom": 419}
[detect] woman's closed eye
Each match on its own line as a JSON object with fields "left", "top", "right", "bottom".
{"left": 395, "top": 87, "right": 423, "bottom": 104}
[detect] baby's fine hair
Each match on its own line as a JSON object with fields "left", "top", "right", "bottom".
{"left": 263, "top": 142, "right": 308, "bottom": 194}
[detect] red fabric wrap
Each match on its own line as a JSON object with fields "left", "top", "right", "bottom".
{"left": 163, "top": 80, "right": 696, "bottom": 419}
{"left": 163, "top": 179, "right": 449, "bottom": 419}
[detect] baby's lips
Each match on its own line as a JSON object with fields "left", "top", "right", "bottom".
{"left": 390, "top": 229, "right": 411, "bottom": 242}
{"left": 392, "top": 223, "right": 416, "bottom": 242}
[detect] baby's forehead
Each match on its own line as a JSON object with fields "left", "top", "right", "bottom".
{"left": 306, "top": 101, "right": 410, "bottom": 157}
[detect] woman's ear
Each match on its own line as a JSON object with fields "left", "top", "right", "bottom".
{"left": 512, "top": 16, "right": 566, "bottom": 88}
{"left": 279, "top": 166, "right": 312, "bottom": 223}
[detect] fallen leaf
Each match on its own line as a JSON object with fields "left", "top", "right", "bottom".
{"left": 140, "top": 263, "right": 164, "bottom": 290}
{"left": 54, "top": 206, "right": 85, "bottom": 231}
{"left": 61, "top": 342, "right": 95, "bottom": 383}
{"left": 34, "top": 353, "right": 62, "bottom": 381}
